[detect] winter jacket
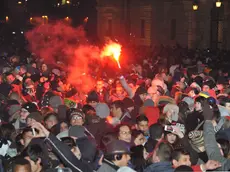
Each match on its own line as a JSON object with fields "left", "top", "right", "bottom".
{"left": 204, "top": 120, "right": 230, "bottom": 171}
{"left": 144, "top": 161, "right": 174, "bottom": 172}
{"left": 97, "top": 158, "right": 119, "bottom": 172}
{"left": 45, "top": 134, "right": 93, "bottom": 172}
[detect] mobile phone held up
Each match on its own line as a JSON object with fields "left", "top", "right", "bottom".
{"left": 164, "top": 125, "right": 174, "bottom": 133}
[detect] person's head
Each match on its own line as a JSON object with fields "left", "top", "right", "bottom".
{"left": 172, "top": 149, "right": 191, "bottom": 168}
{"left": 135, "top": 115, "right": 149, "bottom": 135}
{"left": 117, "top": 124, "right": 132, "bottom": 143}
{"left": 20, "top": 66, "right": 27, "bottom": 75}
{"left": 22, "top": 144, "right": 44, "bottom": 172}
{"left": 132, "top": 129, "right": 146, "bottom": 146}
{"left": 26, "top": 112, "right": 43, "bottom": 127}
{"left": 6, "top": 73, "right": 16, "bottom": 84}
{"left": 44, "top": 113, "right": 58, "bottom": 129}
{"left": 104, "top": 140, "right": 131, "bottom": 167}
{"left": 6, "top": 157, "right": 32, "bottom": 172}
{"left": 151, "top": 142, "right": 172, "bottom": 163}
{"left": 41, "top": 64, "right": 48, "bottom": 72}
{"left": 194, "top": 96, "right": 206, "bottom": 111}
{"left": 31, "top": 62, "right": 37, "bottom": 68}
{"left": 174, "top": 165, "right": 193, "bottom": 172}
{"left": 115, "top": 84, "right": 124, "bottom": 95}
{"left": 69, "top": 110, "right": 85, "bottom": 126}
{"left": 21, "top": 103, "right": 38, "bottom": 121}
{"left": 111, "top": 100, "right": 124, "bottom": 118}
{"left": 149, "top": 123, "right": 164, "bottom": 141}
{"left": 20, "top": 128, "right": 35, "bottom": 148}
{"left": 0, "top": 123, "right": 15, "bottom": 141}
{"left": 61, "top": 137, "right": 81, "bottom": 159}
{"left": 20, "top": 108, "right": 30, "bottom": 121}
{"left": 43, "top": 81, "right": 50, "bottom": 90}
{"left": 165, "top": 132, "right": 177, "bottom": 145}
{"left": 96, "top": 79, "right": 104, "bottom": 92}
{"left": 86, "top": 91, "right": 99, "bottom": 108}
{"left": 60, "top": 121, "right": 69, "bottom": 133}
{"left": 217, "top": 139, "right": 230, "bottom": 158}
{"left": 219, "top": 97, "right": 230, "bottom": 113}
{"left": 163, "top": 104, "right": 179, "bottom": 122}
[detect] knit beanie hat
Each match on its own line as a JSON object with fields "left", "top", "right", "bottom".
{"left": 69, "top": 125, "right": 86, "bottom": 138}
{"left": 163, "top": 103, "right": 179, "bottom": 121}
{"left": 95, "top": 103, "right": 110, "bottom": 119}
{"left": 22, "top": 102, "right": 38, "bottom": 113}
{"left": 182, "top": 97, "right": 194, "bottom": 110}
{"left": 26, "top": 112, "right": 43, "bottom": 123}
{"left": 49, "top": 96, "right": 63, "bottom": 109}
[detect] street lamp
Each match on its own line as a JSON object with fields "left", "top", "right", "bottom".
{"left": 18, "top": 1, "right": 22, "bottom": 4}
{"left": 5, "top": 16, "right": 9, "bottom": 22}
{"left": 193, "top": 4, "right": 198, "bottom": 11}
{"left": 66, "top": 0, "right": 70, "bottom": 4}
{"left": 216, "top": 0, "right": 222, "bottom": 8}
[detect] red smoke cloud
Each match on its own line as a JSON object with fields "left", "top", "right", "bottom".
{"left": 26, "top": 21, "right": 123, "bottom": 93}
{"left": 26, "top": 21, "right": 101, "bottom": 93}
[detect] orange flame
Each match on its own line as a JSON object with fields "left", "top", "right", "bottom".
{"left": 101, "top": 41, "right": 122, "bottom": 68}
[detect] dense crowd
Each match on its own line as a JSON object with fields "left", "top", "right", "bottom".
{"left": 1, "top": 44, "right": 230, "bottom": 172}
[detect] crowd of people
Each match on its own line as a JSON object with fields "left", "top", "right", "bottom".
{"left": 1, "top": 43, "right": 230, "bottom": 172}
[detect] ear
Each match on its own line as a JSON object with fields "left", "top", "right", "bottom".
{"left": 172, "top": 159, "right": 178, "bottom": 167}
{"left": 20, "top": 139, "right": 24, "bottom": 146}
{"left": 36, "top": 158, "right": 41, "bottom": 165}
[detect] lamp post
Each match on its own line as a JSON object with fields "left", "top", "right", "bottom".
{"left": 216, "top": 0, "right": 222, "bottom": 8}
{"left": 193, "top": 4, "right": 198, "bottom": 11}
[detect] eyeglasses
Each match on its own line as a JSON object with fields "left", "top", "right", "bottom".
{"left": 120, "top": 131, "right": 131, "bottom": 135}
{"left": 71, "top": 116, "right": 83, "bottom": 120}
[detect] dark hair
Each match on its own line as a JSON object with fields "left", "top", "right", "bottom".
{"left": 172, "top": 149, "right": 190, "bottom": 161}
{"left": 136, "top": 115, "right": 149, "bottom": 124}
{"left": 0, "top": 123, "right": 15, "bottom": 141}
{"left": 44, "top": 112, "right": 58, "bottom": 122}
{"left": 218, "top": 96, "right": 230, "bottom": 107}
{"left": 217, "top": 139, "right": 230, "bottom": 158}
{"left": 149, "top": 123, "right": 163, "bottom": 140}
{"left": 86, "top": 91, "right": 99, "bottom": 103}
{"left": 156, "top": 142, "right": 172, "bottom": 162}
{"left": 111, "top": 100, "right": 125, "bottom": 113}
{"left": 61, "top": 137, "right": 76, "bottom": 148}
{"left": 4, "top": 156, "right": 31, "bottom": 172}
{"left": 132, "top": 129, "right": 144, "bottom": 139}
{"left": 195, "top": 96, "right": 206, "bottom": 104}
{"left": 115, "top": 123, "right": 132, "bottom": 136}
{"left": 82, "top": 104, "right": 95, "bottom": 115}
{"left": 174, "top": 165, "right": 193, "bottom": 172}
{"left": 104, "top": 154, "right": 123, "bottom": 162}
{"left": 130, "top": 145, "right": 146, "bottom": 171}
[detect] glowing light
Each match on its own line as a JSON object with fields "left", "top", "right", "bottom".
{"left": 193, "top": 4, "right": 198, "bottom": 11}
{"left": 84, "top": 17, "right": 89, "bottom": 23}
{"left": 5, "top": 16, "right": 9, "bottom": 22}
{"left": 21, "top": 31, "right": 24, "bottom": 34}
{"left": 66, "top": 0, "right": 70, "bottom": 4}
{"left": 57, "top": 3, "right": 60, "bottom": 6}
{"left": 12, "top": 32, "right": 16, "bottom": 35}
{"left": 101, "top": 42, "right": 122, "bottom": 69}
{"left": 30, "top": 17, "right": 33, "bottom": 20}
{"left": 216, "top": 1, "right": 222, "bottom": 8}
{"left": 18, "top": 1, "right": 22, "bottom": 4}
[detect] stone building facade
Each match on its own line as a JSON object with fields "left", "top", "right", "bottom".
{"left": 97, "top": 0, "right": 230, "bottom": 50}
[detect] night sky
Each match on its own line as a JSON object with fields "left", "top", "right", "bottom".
{"left": 1, "top": 0, "right": 97, "bottom": 37}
